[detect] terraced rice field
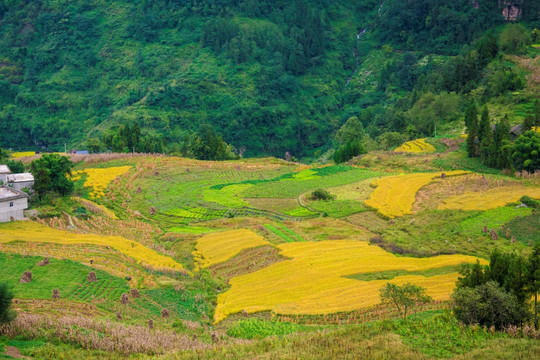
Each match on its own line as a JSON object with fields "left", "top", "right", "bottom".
{"left": 438, "top": 185, "right": 540, "bottom": 211}
{"left": 193, "top": 229, "right": 270, "bottom": 269}
{"left": 214, "top": 240, "right": 485, "bottom": 322}
{"left": 72, "top": 166, "right": 132, "bottom": 199}
{"left": 394, "top": 138, "right": 436, "bottom": 153}
{"left": 365, "top": 171, "right": 469, "bottom": 218}
{"left": 0, "top": 222, "right": 183, "bottom": 272}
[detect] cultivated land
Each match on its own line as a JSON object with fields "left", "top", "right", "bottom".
{"left": 0, "top": 140, "right": 539, "bottom": 359}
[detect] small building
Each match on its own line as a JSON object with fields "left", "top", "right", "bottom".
{"left": 7, "top": 173, "right": 34, "bottom": 192}
{"left": 0, "top": 165, "right": 10, "bottom": 184}
{"left": 0, "top": 186, "right": 29, "bottom": 223}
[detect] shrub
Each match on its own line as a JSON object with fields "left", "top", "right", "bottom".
{"left": 520, "top": 195, "right": 539, "bottom": 209}
{"left": 0, "top": 282, "right": 16, "bottom": 324}
{"left": 452, "top": 281, "right": 529, "bottom": 329}
{"left": 311, "top": 189, "right": 334, "bottom": 201}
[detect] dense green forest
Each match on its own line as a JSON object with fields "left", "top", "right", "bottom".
{"left": 0, "top": 0, "right": 539, "bottom": 159}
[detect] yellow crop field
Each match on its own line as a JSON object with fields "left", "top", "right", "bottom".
{"left": 214, "top": 240, "right": 484, "bottom": 322}
{"left": 394, "top": 138, "right": 436, "bottom": 153}
{"left": 193, "top": 229, "right": 270, "bottom": 269}
{"left": 10, "top": 151, "right": 35, "bottom": 158}
{"left": 0, "top": 222, "right": 183, "bottom": 272}
{"left": 71, "top": 166, "right": 131, "bottom": 199}
{"left": 438, "top": 185, "right": 540, "bottom": 211}
{"left": 365, "top": 171, "right": 469, "bottom": 218}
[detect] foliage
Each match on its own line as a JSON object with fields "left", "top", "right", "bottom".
{"left": 4, "top": 160, "right": 24, "bottom": 173}
{"left": 30, "top": 153, "right": 74, "bottom": 198}
{"left": 500, "top": 24, "right": 532, "bottom": 54}
{"left": 508, "top": 131, "right": 540, "bottom": 172}
{"left": 226, "top": 319, "right": 297, "bottom": 339}
{"left": 520, "top": 195, "right": 539, "bottom": 209}
{"left": 333, "top": 140, "right": 365, "bottom": 164}
{"left": 336, "top": 116, "right": 365, "bottom": 144}
{"left": 186, "top": 124, "right": 236, "bottom": 161}
{"left": 310, "top": 189, "right": 334, "bottom": 201}
{"left": 453, "top": 281, "right": 529, "bottom": 330}
{"left": 379, "top": 282, "right": 432, "bottom": 320}
{"left": 393, "top": 311, "right": 505, "bottom": 358}
{"left": 0, "top": 282, "right": 15, "bottom": 324}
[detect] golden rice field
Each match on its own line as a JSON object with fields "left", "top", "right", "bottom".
{"left": 193, "top": 229, "right": 270, "bottom": 270}
{"left": 438, "top": 185, "right": 540, "bottom": 211}
{"left": 10, "top": 151, "right": 36, "bottom": 158}
{"left": 71, "top": 197, "right": 118, "bottom": 219}
{"left": 214, "top": 240, "right": 485, "bottom": 322}
{"left": 365, "top": 171, "right": 469, "bottom": 218}
{"left": 0, "top": 222, "right": 183, "bottom": 272}
{"left": 71, "top": 166, "right": 131, "bottom": 199}
{"left": 394, "top": 138, "right": 436, "bottom": 153}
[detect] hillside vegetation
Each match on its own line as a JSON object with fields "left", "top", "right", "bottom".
{"left": 0, "top": 0, "right": 539, "bottom": 159}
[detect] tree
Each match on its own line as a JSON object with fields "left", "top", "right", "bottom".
{"left": 86, "top": 138, "right": 103, "bottom": 154}
{"left": 0, "top": 282, "right": 15, "bottom": 324}
{"left": 500, "top": 24, "right": 531, "bottom": 54}
{"left": 527, "top": 243, "right": 540, "bottom": 329}
{"left": 336, "top": 116, "right": 365, "bottom": 144}
{"left": 5, "top": 160, "right": 24, "bottom": 173}
{"left": 30, "top": 154, "right": 74, "bottom": 198}
{"left": 333, "top": 139, "right": 365, "bottom": 164}
{"left": 452, "top": 281, "right": 529, "bottom": 330}
{"left": 188, "top": 124, "right": 235, "bottom": 161}
{"left": 379, "top": 282, "right": 432, "bottom": 320}
{"left": 508, "top": 131, "right": 540, "bottom": 172}
{"left": 0, "top": 147, "right": 8, "bottom": 163}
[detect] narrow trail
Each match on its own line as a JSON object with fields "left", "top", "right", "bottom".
{"left": 345, "top": 28, "right": 366, "bottom": 88}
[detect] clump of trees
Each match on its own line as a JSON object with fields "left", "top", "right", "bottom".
{"left": 333, "top": 116, "right": 366, "bottom": 164}
{"left": 453, "top": 245, "right": 540, "bottom": 329}
{"left": 0, "top": 147, "right": 25, "bottom": 175}
{"left": 310, "top": 189, "right": 334, "bottom": 201}
{"left": 465, "top": 102, "right": 540, "bottom": 171}
{"left": 30, "top": 154, "right": 74, "bottom": 200}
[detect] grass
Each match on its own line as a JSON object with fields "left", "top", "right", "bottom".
{"left": 308, "top": 199, "right": 369, "bottom": 217}
{"left": 226, "top": 318, "right": 298, "bottom": 339}
{"left": 501, "top": 212, "right": 540, "bottom": 245}
{"left": 168, "top": 226, "right": 217, "bottom": 234}
{"left": 0, "top": 253, "right": 129, "bottom": 304}
{"left": 460, "top": 206, "right": 533, "bottom": 235}
{"left": 263, "top": 224, "right": 305, "bottom": 243}
{"left": 346, "top": 264, "right": 464, "bottom": 281}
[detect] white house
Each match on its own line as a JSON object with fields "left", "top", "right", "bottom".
{"left": 0, "top": 165, "right": 10, "bottom": 184}
{"left": 7, "top": 173, "right": 34, "bottom": 192}
{"left": 0, "top": 186, "right": 29, "bottom": 222}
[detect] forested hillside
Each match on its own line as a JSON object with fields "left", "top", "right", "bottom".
{"left": 0, "top": 0, "right": 538, "bottom": 158}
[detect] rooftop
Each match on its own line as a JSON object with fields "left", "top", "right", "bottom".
{"left": 0, "top": 165, "right": 11, "bottom": 174}
{"left": 7, "top": 173, "right": 34, "bottom": 182}
{"left": 0, "top": 186, "right": 28, "bottom": 201}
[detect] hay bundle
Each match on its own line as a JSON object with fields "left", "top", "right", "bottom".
{"left": 52, "top": 289, "right": 60, "bottom": 299}
{"left": 120, "top": 293, "right": 129, "bottom": 304}
{"left": 37, "top": 257, "right": 49, "bottom": 266}
{"left": 19, "top": 271, "right": 32, "bottom": 283}
{"left": 87, "top": 271, "right": 97, "bottom": 282}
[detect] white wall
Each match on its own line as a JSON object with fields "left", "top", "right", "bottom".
{"left": 0, "top": 174, "right": 7, "bottom": 185}
{"left": 0, "top": 197, "right": 28, "bottom": 223}
{"left": 9, "top": 181, "right": 34, "bottom": 192}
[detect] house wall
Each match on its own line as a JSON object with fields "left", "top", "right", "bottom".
{"left": 9, "top": 181, "right": 34, "bottom": 192}
{"left": 0, "top": 174, "right": 7, "bottom": 184}
{"left": 0, "top": 197, "right": 28, "bottom": 223}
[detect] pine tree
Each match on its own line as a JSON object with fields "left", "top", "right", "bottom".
{"left": 478, "top": 106, "right": 491, "bottom": 143}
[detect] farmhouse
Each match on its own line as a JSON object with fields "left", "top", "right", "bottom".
{"left": 7, "top": 173, "right": 35, "bottom": 192}
{"left": 0, "top": 165, "right": 10, "bottom": 184}
{"left": 0, "top": 186, "right": 29, "bottom": 223}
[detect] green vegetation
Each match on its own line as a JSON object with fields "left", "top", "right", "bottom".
{"left": 501, "top": 212, "right": 540, "bottom": 245}
{"left": 264, "top": 224, "right": 305, "bottom": 243}
{"left": 226, "top": 318, "right": 298, "bottom": 339}
{"left": 0, "top": 283, "right": 15, "bottom": 325}
{"left": 30, "top": 153, "right": 74, "bottom": 200}
{"left": 379, "top": 283, "right": 432, "bottom": 320}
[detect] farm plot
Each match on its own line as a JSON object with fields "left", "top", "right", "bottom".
{"left": 193, "top": 229, "right": 270, "bottom": 269}
{"left": 0, "top": 222, "right": 183, "bottom": 272}
{"left": 365, "top": 171, "right": 469, "bottom": 218}
{"left": 214, "top": 240, "right": 485, "bottom": 322}
{"left": 394, "top": 138, "right": 436, "bottom": 153}
{"left": 264, "top": 224, "right": 305, "bottom": 243}
{"left": 72, "top": 166, "right": 132, "bottom": 199}
{"left": 438, "top": 185, "right": 540, "bottom": 211}
{"left": 460, "top": 206, "right": 533, "bottom": 235}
